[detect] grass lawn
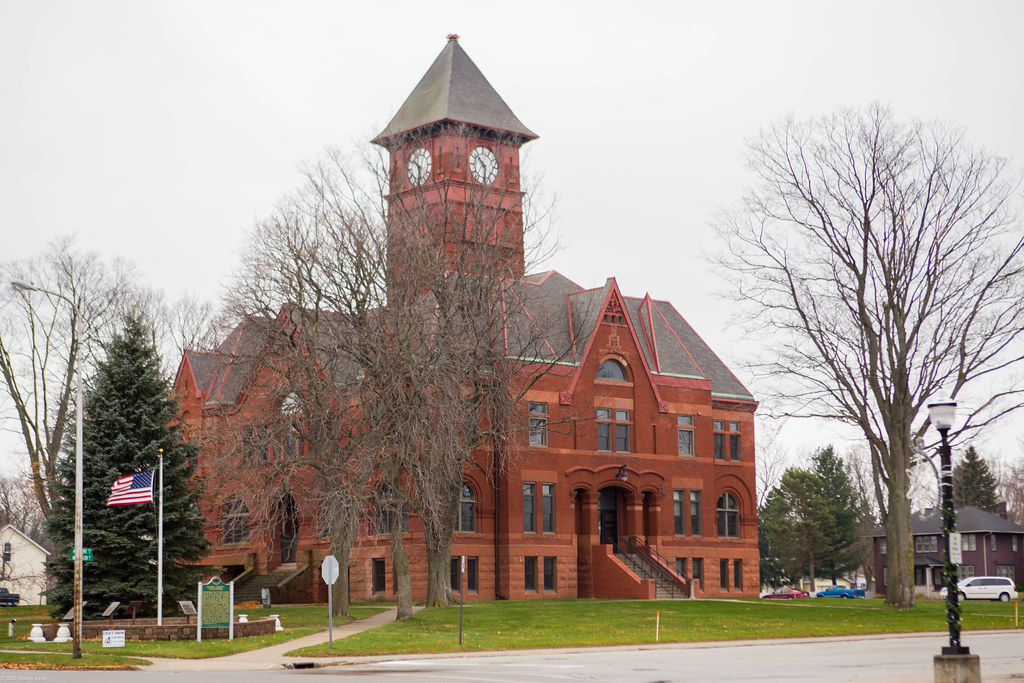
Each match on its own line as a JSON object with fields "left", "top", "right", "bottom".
{"left": 288, "top": 597, "right": 1024, "bottom": 657}
{"left": 0, "top": 603, "right": 385, "bottom": 665}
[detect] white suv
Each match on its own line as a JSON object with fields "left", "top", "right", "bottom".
{"left": 941, "top": 576, "right": 1018, "bottom": 602}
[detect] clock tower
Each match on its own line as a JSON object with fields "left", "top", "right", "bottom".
{"left": 372, "top": 35, "right": 537, "bottom": 280}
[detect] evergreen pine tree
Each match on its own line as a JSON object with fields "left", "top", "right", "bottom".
{"left": 759, "top": 468, "right": 836, "bottom": 587}
{"left": 953, "top": 446, "right": 999, "bottom": 513}
{"left": 812, "top": 445, "right": 863, "bottom": 582}
{"left": 45, "top": 316, "right": 208, "bottom": 617}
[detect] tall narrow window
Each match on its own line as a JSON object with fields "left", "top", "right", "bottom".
{"left": 733, "top": 559, "right": 743, "bottom": 590}
{"left": 450, "top": 557, "right": 462, "bottom": 592}
{"left": 676, "top": 557, "right": 687, "bottom": 577}
{"left": 523, "top": 483, "right": 536, "bottom": 532}
{"left": 467, "top": 557, "right": 478, "bottom": 592}
{"left": 713, "top": 420, "right": 725, "bottom": 460}
{"left": 457, "top": 483, "right": 476, "bottom": 532}
{"left": 717, "top": 492, "right": 740, "bottom": 538}
{"left": 597, "top": 408, "right": 631, "bottom": 452}
{"left": 692, "top": 558, "right": 704, "bottom": 590}
{"left": 990, "top": 535, "right": 997, "bottom": 552}
{"left": 673, "top": 490, "right": 685, "bottom": 535}
{"left": 451, "top": 557, "right": 478, "bottom": 592}
{"left": 222, "top": 498, "right": 250, "bottom": 544}
{"left": 720, "top": 559, "right": 729, "bottom": 590}
{"left": 529, "top": 402, "right": 548, "bottom": 447}
{"left": 543, "top": 556, "right": 557, "bottom": 590}
{"left": 542, "top": 483, "right": 555, "bottom": 532}
{"left": 372, "top": 558, "right": 386, "bottom": 594}
{"left": 524, "top": 556, "right": 538, "bottom": 591}
{"left": 1, "top": 542, "right": 10, "bottom": 562}
{"left": 729, "top": 421, "right": 741, "bottom": 461}
{"left": 690, "top": 490, "right": 702, "bottom": 536}
{"left": 677, "top": 414, "right": 694, "bottom": 456}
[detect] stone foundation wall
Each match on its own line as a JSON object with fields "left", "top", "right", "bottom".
{"left": 38, "top": 616, "right": 276, "bottom": 641}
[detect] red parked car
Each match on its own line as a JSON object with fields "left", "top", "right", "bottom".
{"left": 760, "top": 587, "right": 810, "bottom": 599}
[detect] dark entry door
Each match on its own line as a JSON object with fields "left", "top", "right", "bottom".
{"left": 599, "top": 508, "right": 618, "bottom": 547}
{"left": 281, "top": 496, "right": 298, "bottom": 563}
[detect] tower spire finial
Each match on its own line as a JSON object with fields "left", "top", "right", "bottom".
{"left": 447, "top": 33, "right": 459, "bottom": 42}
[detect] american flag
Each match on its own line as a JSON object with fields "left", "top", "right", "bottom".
{"left": 107, "top": 469, "right": 155, "bottom": 506}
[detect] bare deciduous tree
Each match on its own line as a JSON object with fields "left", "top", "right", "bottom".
{"left": 1, "top": 238, "right": 218, "bottom": 525}
{"left": 716, "top": 104, "right": 1024, "bottom": 608}
{"left": 213, "top": 139, "right": 560, "bottom": 614}
{"left": 0, "top": 238, "right": 131, "bottom": 520}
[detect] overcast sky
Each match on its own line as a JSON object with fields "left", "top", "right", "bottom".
{"left": 2, "top": 0, "right": 1023, "bottom": 472}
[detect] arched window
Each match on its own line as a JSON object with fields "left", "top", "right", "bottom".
{"left": 597, "top": 359, "right": 628, "bottom": 381}
{"left": 716, "top": 493, "right": 740, "bottom": 538}
{"left": 222, "top": 498, "right": 250, "bottom": 544}
{"left": 456, "top": 483, "right": 476, "bottom": 533}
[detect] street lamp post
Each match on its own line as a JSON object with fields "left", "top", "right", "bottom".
{"left": 926, "top": 397, "right": 968, "bottom": 657}
{"left": 10, "top": 279, "right": 83, "bottom": 659}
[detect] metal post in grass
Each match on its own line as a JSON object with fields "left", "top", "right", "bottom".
{"left": 459, "top": 555, "right": 465, "bottom": 645}
{"left": 321, "top": 555, "right": 339, "bottom": 649}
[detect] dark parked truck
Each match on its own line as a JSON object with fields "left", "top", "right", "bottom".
{"left": 0, "top": 587, "right": 20, "bottom": 606}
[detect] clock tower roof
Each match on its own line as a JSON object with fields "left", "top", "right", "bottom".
{"left": 373, "top": 35, "right": 537, "bottom": 147}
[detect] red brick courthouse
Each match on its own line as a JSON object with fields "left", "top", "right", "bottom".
{"left": 173, "top": 37, "right": 759, "bottom": 602}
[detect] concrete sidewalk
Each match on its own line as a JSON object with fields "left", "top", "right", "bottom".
{"left": 140, "top": 606, "right": 409, "bottom": 672}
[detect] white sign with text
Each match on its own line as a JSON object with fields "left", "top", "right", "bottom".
{"left": 102, "top": 630, "right": 125, "bottom": 648}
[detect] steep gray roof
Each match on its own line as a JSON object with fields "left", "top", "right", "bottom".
{"left": 373, "top": 37, "right": 537, "bottom": 145}
{"left": 864, "top": 506, "right": 1024, "bottom": 537}
{"left": 186, "top": 271, "right": 755, "bottom": 410}
{"left": 506, "top": 271, "right": 754, "bottom": 402}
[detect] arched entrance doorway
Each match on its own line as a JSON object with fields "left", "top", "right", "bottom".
{"left": 279, "top": 494, "right": 298, "bottom": 564}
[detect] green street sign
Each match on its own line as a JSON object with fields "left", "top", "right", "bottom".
{"left": 70, "top": 548, "right": 94, "bottom": 561}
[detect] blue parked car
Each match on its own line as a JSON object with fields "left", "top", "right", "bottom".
{"left": 815, "top": 585, "right": 865, "bottom": 599}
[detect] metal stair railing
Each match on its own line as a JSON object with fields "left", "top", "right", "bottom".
{"left": 624, "top": 536, "right": 692, "bottom": 598}
{"left": 609, "top": 537, "right": 687, "bottom": 598}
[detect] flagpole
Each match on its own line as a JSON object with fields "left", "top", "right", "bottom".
{"left": 157, "top": 448, "right": 164, "bottom": 626}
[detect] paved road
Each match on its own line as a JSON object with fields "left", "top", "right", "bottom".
{"left": 22, "top": 630, "right": 1024, "bottom": 682}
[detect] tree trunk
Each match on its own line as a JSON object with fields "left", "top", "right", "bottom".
{"left": 808, "top": 549, "right": 815, "bottom": 590}
{"left": 883, "top": 483, "right": 916, "bottom": 608}
{"left": 332, "top": 547, "right": 350, "bottom": 618}
{"left": 424, "top": 541, "right": 452, "bottom": 607}
{"left": 390, "top": 518, "right": 413, "bottom": 619}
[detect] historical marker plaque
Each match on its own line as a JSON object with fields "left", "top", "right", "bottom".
{"left": 197, "top": 577, "right": 234, "bottom": 642}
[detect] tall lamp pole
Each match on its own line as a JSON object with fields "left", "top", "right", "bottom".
{"left": 11, "top": 279, "right": 84, "bottom": 659}
{"left": 926, "top": 397, "right": 968, "bottom": 656}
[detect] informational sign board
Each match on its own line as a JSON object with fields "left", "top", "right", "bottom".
{"left": 70, "top": 548, "right": 94, "bottom": 561}
{"left": 949, "top": 532, "right": 963, "bottom": 565}
{"left": 102, "top": 630, "right": 125, "bottom": 648}
{"left": 197, "top": 577, "right": 234, "bottom": 642}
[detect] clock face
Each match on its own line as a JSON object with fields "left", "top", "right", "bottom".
{"left": 470, "top": 146, "right": 498, "bottom": 184}
{"left": 407, "top": 148, "right": 432, "bottom": 186}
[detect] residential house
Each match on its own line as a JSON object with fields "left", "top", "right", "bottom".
{"left": 866, "top": 506, "right": 1024, "bottom": 599}
{"left": 0, "top": 525, "right": 50, "bottom": 605}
